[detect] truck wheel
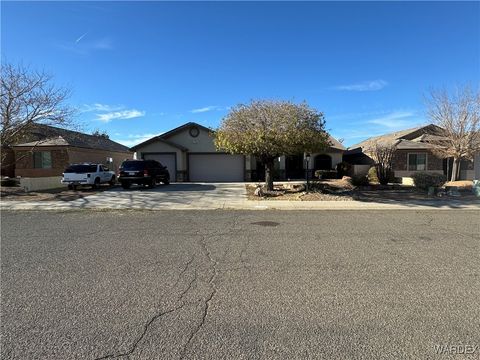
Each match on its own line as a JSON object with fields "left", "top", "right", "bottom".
{"left": 92, "top": 177, "right": 100, "bottom": 189}
{"left": 109, "top": 176, "right": 116, "bottom": 186}
{"left": 121, "top": 182, "right": 131, "bottom": 189}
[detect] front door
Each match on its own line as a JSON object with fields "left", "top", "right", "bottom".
{"left": 285, "top": 155, "right": 304, "bottom": 179}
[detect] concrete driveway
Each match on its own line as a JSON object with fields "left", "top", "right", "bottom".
{"left": 6, "top": 183, "right": 247, "bottom": 210}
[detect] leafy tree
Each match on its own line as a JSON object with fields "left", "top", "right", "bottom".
{"left": 1, "top": 63, "right": 75, "bottom": 163}
{"left": 425, "top": 86, "right": 480, "bottom": 181}
{"left": 215, "top": 100, "right": 330, "bottom": 190}
{"left": 92, "top": 129, "right": 110, "bottom": 139}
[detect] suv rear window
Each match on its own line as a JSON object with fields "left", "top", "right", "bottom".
{"left": 64, "top": 165, "right": 97, "bottom": 173}
{"left": 121, "top": 161, "right": 145, "bottom": 171}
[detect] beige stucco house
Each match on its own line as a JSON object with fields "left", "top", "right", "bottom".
{"left": 131, "top": 122, "right": 345, "bottom": 182}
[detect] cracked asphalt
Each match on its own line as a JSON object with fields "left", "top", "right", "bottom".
{"left": 1, "top": 210, "right": 479, "bottom": 359}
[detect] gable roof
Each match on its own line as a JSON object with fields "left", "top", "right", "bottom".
{"left": 130, "top": 136, "right": 189, "bottom": 151}
{"left": 160, "top": 122, "right": 213, "bottom": 139}
{"left": 347, "top": 124, "right": 444, "bottom": 152}
{"left": 130, "top": 122, "right": 210, "bottom": 151}
{"left": 12, "top": 125, "right": 131, "bottom": 153}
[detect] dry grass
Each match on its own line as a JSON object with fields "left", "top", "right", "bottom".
{"left": 444, "top": 180, "right": 473, "bottom": 189}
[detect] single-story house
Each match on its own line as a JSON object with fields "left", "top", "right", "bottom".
{"left": 12, "top": 125, "right": 132, "bottom": 178}
{"left": 131, "top": 122, "right": 345, "bottom": 182}
{"left": 345, "top": 124, "right": 479, "bottom": 183}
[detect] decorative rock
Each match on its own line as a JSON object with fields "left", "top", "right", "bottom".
{"left": 254, "top": 186, "right": 264, "bottom": 197}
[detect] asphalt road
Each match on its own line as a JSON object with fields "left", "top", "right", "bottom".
{"left": 1, "top": 210, "right": 479, "bottom": 359}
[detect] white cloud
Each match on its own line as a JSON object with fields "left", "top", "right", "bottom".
{"left": 190, "top": 105, "right": 223, "bottom": 113}
{"left": 113, "top": 133, "right": 162, "bottom": 147}
{"left": 335, "top": 80, "right": 388, "bottom": 92}
{"left": 96, "top": 110, "right": 145, "bottom": 123}
{"left": 367, "top": 111, "right": 420, "bottom": 129}
{"left": 80, "top": 103, "right": 123, "bottom": 113}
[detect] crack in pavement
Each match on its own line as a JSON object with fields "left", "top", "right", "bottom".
{"left": 94, "top": 303, "right": 186, "bottom": 360}
{"left": 94, "top": 256, "right": 196, "bottom": 360}
{"left": 179, "top": 233, "right": 219, "bottom": 360}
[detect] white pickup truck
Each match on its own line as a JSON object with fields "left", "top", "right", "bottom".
{"left": 62, "top": 163, "right": 116, "bottom": 190}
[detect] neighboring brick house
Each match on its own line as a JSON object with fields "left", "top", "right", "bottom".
{"left": 11, "top": 125, "right": 132, "bottom": 178}
{"left": 344, "top": 124, "right": 477, "bottom": 183}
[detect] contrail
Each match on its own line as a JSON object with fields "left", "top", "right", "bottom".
{"left": 75, "top": 32, "right": 88, "bottom": 43}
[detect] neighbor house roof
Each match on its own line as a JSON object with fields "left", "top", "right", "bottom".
{"left": 12, "top": 125, "right": 131, "bottom": 153}
{"left": 347, "top": 124, "right": 445, "bottom": 153}
{"left": 327, "top": 135, "right": 346, "bottom": 151}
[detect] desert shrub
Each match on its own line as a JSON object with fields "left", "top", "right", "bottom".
{"left": 367, "top": 167, "right": 379, "bottom": 183}
{"left": 411, "top": 172, "right": 446, "bottom": 190}
{"left": 336, "top": 162, "right": 352, "bottom": 178}
{"left": 351, "top": 175, "right": 370, "bottom": 186}
{"left": 314, "top": 170, "right": 337, "bottom": 179}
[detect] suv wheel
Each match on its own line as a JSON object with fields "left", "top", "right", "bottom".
{"left": 92, "top": 177, "right": 100, "bottom": 189}
{"left": 150, "top": 178, "right": 156, "bottom": 188}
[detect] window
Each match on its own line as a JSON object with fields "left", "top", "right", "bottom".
{"left": 33, "top": 151, "right": 52, "bottom": 169}
{"left": 408, "top": 153, "right": 427, "bottom": 171}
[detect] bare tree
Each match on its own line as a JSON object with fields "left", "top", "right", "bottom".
{"left": 366, "top": 141, "right": 398, "bottom": 185}
{"left": 1, "top": 63, "right": 75, "bottom": 163}
{"left": 425, "top": 86, "right": 480, "bottom": 181}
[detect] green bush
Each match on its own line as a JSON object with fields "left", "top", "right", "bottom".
{"left": 335, "top": 162, "right": 352, "bottom": 178}
{"left": 351, "top": 175, "right": 370, "bottom": 186}
{"left": 411, "top": 172, "right": 446, "bottom": 190}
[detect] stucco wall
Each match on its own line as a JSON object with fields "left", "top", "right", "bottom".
{"left": 20, "top": 176, "right": 65, "bottom": 192}
{"left": 166, "top": 127, "right": 217, "bottom": 152}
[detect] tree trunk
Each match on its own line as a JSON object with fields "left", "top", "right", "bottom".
{"left": 450, "top": 157, "right": 459, "bottom": 182}
{"left": 264, "top": 160, "right": 274, "bottom": 191}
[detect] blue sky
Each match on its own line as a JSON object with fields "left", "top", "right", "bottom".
{"left": 2, "top": 1, "right": 479, "bottom": 147}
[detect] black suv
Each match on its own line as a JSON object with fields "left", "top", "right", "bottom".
{"left": 118, "top": 160, "right": 170, "bottom": 189}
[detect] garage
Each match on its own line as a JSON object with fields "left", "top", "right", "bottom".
{"left": 188, "top": 154, "right": 244, "bottom": 182}
{"left": 143, "top": 153, "right": 177, "bottom": 181}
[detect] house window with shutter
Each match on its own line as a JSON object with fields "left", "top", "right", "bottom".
{"left": 408, "top": 153, "right": 427, "bottom": 171}
{"left": 33, "top": 151, "right": 52, "bottom": 169}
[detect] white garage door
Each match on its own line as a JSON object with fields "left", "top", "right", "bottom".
{"left": 143, "top": 153, "right": 176, "bottom": 181}
{"left": 189, "top": 154, "right": 244, "bottom": 182}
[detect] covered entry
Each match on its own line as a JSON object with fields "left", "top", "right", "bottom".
{"left": 188, "top": 154, "right": 244, "bottom": 182}
{"left": 143, "top": 153, "right": 177, "bottom": 181}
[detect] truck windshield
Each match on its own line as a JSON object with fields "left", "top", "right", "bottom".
{"left": 64, "top": 165, "right": 97, "bottom": 173}
{"left": 121, "top": 161, "right": 144, "bottom": 170}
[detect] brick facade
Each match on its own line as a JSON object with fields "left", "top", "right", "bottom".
{"left": 13, "top": 146, "right": 132, "bottom": 177}
{"left": 14, "top": 147, "right": 69, "bottom": 177}
{"left": 392, "top": 150, "right": 443, "bottom": 171}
